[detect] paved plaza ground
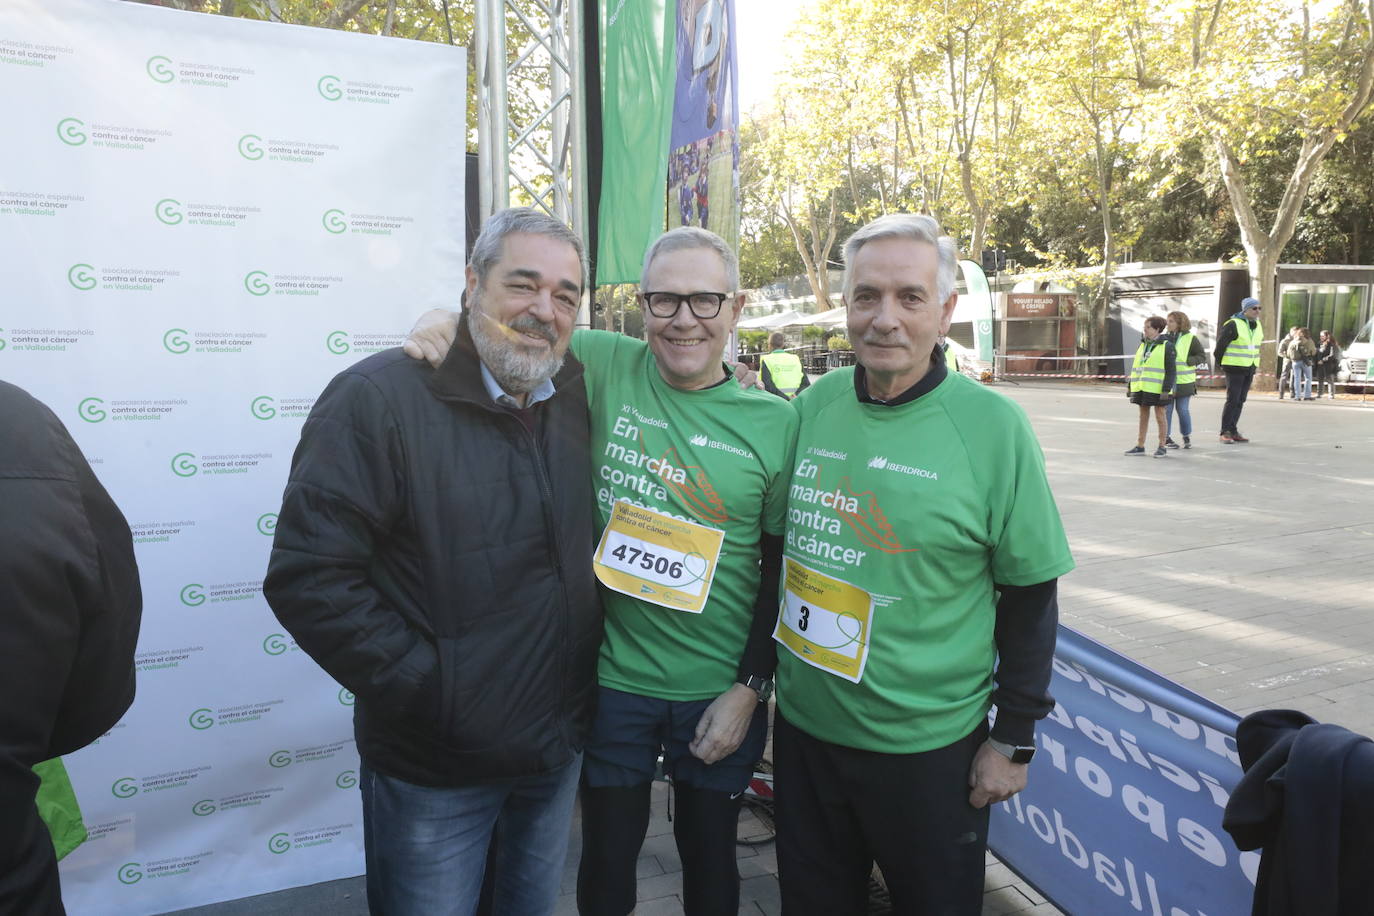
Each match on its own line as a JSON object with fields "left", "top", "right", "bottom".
{"left": 172, "top": 382, "right": 1374, "bottom": 916}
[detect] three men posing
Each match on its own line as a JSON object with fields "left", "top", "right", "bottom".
{"left": 269, "top": 208, "right": 1072, "bottom": 915}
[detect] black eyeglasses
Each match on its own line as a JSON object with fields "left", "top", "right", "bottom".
{"left": 641, "top": 291, "right": 731, "bottom": 320}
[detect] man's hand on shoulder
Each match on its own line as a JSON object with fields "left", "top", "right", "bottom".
{"left": 729, "top": 361, "right": 762, "bottom": 390}
{"left": 967, "top": 740, "right": 1029, "bottom": 809}
{"left": 688, "top": 683, "right": 758, "bottom": 765}
{"left": 402, "top": 308, "right": 460, "bottom": 369}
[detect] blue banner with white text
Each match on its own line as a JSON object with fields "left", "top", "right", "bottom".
{"left": 989, "top": 627, "right": 1256, "bottom": 915}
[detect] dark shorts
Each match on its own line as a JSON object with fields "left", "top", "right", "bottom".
{"left": 1130, "top": 390, "right": 1166, "bottom": 406}
{"left": 582, "top": 685, "right": 768, "bottom": 794}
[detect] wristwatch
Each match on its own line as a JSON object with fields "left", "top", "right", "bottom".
{"left": 740, "top": 675, "right": 774, "bottom": 703}
{"left": 987, "top": 737, "right": 1036, "bottom": 764}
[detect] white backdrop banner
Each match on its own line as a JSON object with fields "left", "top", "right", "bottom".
{"left": 1, "top": 0, "right": 465, "bottom": 911}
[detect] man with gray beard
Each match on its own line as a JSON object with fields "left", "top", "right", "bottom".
{"left": 265, "top": 208, "right": 603, "bottom": 916}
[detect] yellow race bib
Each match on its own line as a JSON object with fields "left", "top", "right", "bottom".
{"left": 773, "top": 557, "right": 875, "bottom": 683}
{"left": 593, "top": 500, "right": 724, "bottom": 614}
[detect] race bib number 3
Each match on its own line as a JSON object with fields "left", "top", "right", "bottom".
{"left": 593, "top": 500, "right": 725, "bottom": 614}
{"left": 773, "top": 557, "right": 875, "bottom": 683}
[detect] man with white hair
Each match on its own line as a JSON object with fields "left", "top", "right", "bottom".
{"left": 267, "top": 208, "right": 603, "bottom": 915}
{"left": 771, "top": 214, "right": 1074, "bottom": 914}
{"left": 404, "top": 226, "right": 797, "bottom": 916}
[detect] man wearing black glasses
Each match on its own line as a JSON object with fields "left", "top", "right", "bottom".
{"left": 405, "top": 226, "right": 796, "bottom": 915}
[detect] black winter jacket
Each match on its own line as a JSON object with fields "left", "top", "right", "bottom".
{"left": 264, "top": 319, "right": 602, "bottom": 786}
{"left": 1, "top": 380, "right": 141, "bottom": 914}
{"left": 1222, "top": 709, "right": 1374, "bottom": 915}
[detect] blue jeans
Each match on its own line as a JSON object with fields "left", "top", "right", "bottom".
{"left": 1165, "top": 394, "right": 1192, "bottom": 438}
{"left": 360, "top": 755, "right": 581, "bottom": 916}
{"left": 1291, "top": 361, "right": 1313, "bottom": 399}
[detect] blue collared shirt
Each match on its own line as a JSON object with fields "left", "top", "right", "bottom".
{"left": 479, "top": 362, "right": 556, "bottom": 410}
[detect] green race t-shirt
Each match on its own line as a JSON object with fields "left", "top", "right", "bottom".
{"left": 573, "top": 330, "right": 798, "bottom": 700}
{"left": 776, "top": 367, "right": 1073, "bottom": 753}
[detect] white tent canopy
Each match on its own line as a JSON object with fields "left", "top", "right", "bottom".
{"left": 737, "top": 309, "right": 806, "bottom": 330}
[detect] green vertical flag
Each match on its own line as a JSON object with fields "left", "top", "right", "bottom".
{"left": 597, "top": 0, "right": 677, "bottom": 284}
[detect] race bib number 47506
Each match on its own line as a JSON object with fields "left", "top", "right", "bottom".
{"left": 593, "top": 500, "right": 724, "bottom": 614}
{"left": 773, "top": 557, "right": 875, "bottom": 683}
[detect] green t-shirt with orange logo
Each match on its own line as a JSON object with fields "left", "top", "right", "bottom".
{"left": 572, "top": 330, "right": 799, "bottom": 700}
{"left": 775, "top": 366, "right": 1073, "bottom": 753}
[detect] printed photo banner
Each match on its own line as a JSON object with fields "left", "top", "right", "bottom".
{"left": 666, "top": 0, "right": 739, "bottom": 252}
{"left": 989, "top": 626, "right": 1256, "bottom": 915}
{"left": 1, "top": 0, "right": 465, "bottom": 912}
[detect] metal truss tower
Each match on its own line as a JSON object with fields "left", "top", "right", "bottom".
{"left": 474, "top": 0, "right": 590, "bottom": 245}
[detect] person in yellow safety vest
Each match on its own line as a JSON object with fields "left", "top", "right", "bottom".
{"left": 1124, "top": 315, "right": 1177, "bottom": 458}
{"left": 940, "top": 337, "right": 959, "bottom": 373}
{"left": 1214, "top": 297, "right": 1263, "bottom": 443}
{"left": 761, "top": 331, "right": 810, "bottom": 400}
{"left": 1162, "top": 310, "right": 1208, "bottom": 450}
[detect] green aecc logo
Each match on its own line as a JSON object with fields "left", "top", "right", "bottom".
{"left": 118, "top": 861, "right": 143, "bottom": 884}
{"left": 317, "top": 75, "right": 342, "bottom": 100}
{"left": 163, "top": 328, "right": 190, "bottom": 354}
{"left": 188, "top": 708, "right": 214, "bottom": 730}
{"left": 268, "top": 832, "right": 292, "bottom": 854}
{"left": 251, "top": 396, "right": 276, "bottom": 420}
{"left": 155, "top": 198, "right": 183, "bottom": 225}
{"left": 263, "top": 633, "right": 289, "bottom": 655}
{"left": 78, "top": 397, "right": 106, "bottom": 423}
{"left": 257, "top": 513, "right": 278, "bottom": 536}
{"left": 338, "top": 687, "right": 355, "bottom": 706}
{"left": 326, "top": 330, "right": 350, "bottom": 354}
{"left": 244, "top": 270, "right": 270, "bottom": 296}
{"left": 57, "top": 117, "right": 87, "bottom": 146}
{"left": 180, "top": 584, "right": 206, "bottom": 607}
{"left": 268, "top": 749, "right": 293, "bottom": 768}
{"left": 171, "top": 453, "right": 199, "bottom": 477}
{"left": 336, "top": 770, "right": 358, "bottom": 789}
{"left": 238, "top": 133, "right": 264, "bottom": 160}
{"left": 111, "top": 777, "right": 138, "bottom": 799}
{"left": 147, "top": 55, "right": 174, "bottom": 83}
{"left": 192, "top": 799, "right": 216, "bottom": 816}
{"left": 323, "top": 209, "right": 347, "bottom": 233}
{"left": 68, "top": 263, "right": 96, "bottom": 290}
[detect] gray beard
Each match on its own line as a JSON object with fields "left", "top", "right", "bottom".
{"left": 467, "top": 302, "right": 566, "bottom": 395}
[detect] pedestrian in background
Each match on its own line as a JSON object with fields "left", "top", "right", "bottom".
{"left": 1316, "top": 330, "right": 1342, "bottom": 399}
{"left": 1163, "top": 311, "right": 1205, "bottom": 450}
{"left": 1288, "top": 327, "right": 1317, "bottom": 401}
{"left": 1276, "top": 327, "right": 1300, "bottom": 399}
{"left": 1215, "top": 297, "right": 1263, "bottom": 443}
{"left": 1125, "top": 316, "right": 1176, "bottom": 458}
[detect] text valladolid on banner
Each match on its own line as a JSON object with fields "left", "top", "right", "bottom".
{"left": 989, "top": 626, "right": 1255, "bottom": 915}
{"left": 1, "top": 0, "right": 465, "bottom": 911}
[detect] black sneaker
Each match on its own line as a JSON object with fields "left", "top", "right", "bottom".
{"left": 1165, "top": 437, "right": 1180, "bottom": 449}
{"left": 1153, "top": 446, "right": 1167, "bottom": 458}
{"left": 1183, "top": 436, "right": 1192, "bottom": 449}
{"left": 1124, "top": 446, "right": 1146, "bottom": 456}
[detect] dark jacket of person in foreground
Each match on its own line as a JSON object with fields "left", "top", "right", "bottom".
{"left": 1222, "top": 709, "right": 1374, "bottom": 916}
{"left": 0, "top": 380, "right": 142, "bottom": 915}
{"left": 264, "top": 317, "right": 603, "bottom": 787}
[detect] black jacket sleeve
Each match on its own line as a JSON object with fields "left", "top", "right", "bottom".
{"left": 1189, "top": 335, "right": 1206, "bottom": 367}
{"left": 0, "top": 383, "right": 141, "bottom": 914}
{"left": 1162, "top": 340, "right": 1177, "bottom": 394}
{"left": 735, "top": 533, "right": 783, "bottom": 682}
{"left": 989, "top": 579, "right": 1060, "bottom": 746}
{"left": 759, "top": 361, "right": 783, "bottom": 399}
{"left": 263, "top": 371, "right": 439, "bottom": 719}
